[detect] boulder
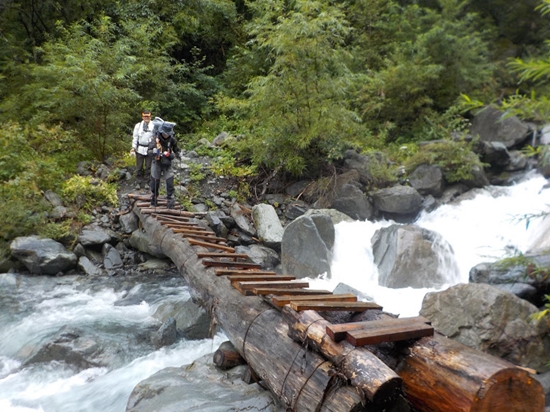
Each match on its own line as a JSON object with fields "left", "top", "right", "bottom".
{"left": 408, "top": 164, "right": 445, "bottom": 197}
{"left": 281, "top": 214, "right": 334, "bottom": 279}
{"left": 420, "top": 283, "right": 550, "bottom": 372}
{"left": 10, "top": 236, "right": 77, "bottom": 275}
{"left": 470, "top": 106, "right": 531, "bottom": 149}
{"left": 252, "top": 204, "right": 284, "bottom": 250}
{"left": 371, "top": 224, "right": 460, "bottom": 288}
{"left": 371, "top": 185, "right": 423, "bottom": 221}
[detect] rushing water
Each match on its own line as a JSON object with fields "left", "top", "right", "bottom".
{"left": 1, "top": 171, "right": 549, "bottom": 411}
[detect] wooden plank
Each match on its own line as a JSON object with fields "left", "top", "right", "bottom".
{"left": 227, "top": 275, "right": 296, "bottom": 282}
{"left": 153, "top": 214, "right": 191, "bottom": 223}
{"left": 163, "top": 222, "right": 201, "bottom": 229}
{"left": 235, "top": 280, "right": 309, "bottom": 292}
{"left": 173, "top": 228, "right": 217, "bottom": 236}
{"left": 203, "top": 260, "right": 262, "bottom": 269}
{"left": 326, "top": 316, "right": 431, "bottom": 342}
{"left": 215, "top": 269, "right": 277, "bottom": 276}
{"left": 197, "top": 253, "right": 250, "bottom": 259}
{"left": 183, "top": 233, "right": 227, "bottom": 242}
{"left": 140, "top": 208, "right": 198, "bottom": 217}
{"left": 188, "top": 238, "right": 235, "bottom": 252}
{"left": 271, "top": 293, "right": 357, "bottom": 308}
{"left": 251, "top": 288, "right": 332, "bottom": 296}
{"left": 289, "top": 301, "right": 382, "bottom": 312}
{"left": 346, "top": 322, "right": 434, "bottom": 346}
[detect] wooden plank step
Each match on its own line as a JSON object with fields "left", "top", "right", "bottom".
{"left": 235, "top": 280, "right": 309, "bottom": 292}
{"left": 271, "top": 293, "right": 357, "bottom": 308}
{"left": 153, "top": 214, "right": 191, "bottom": 223}
{"left": 215, "top": 269, "right": 277, "bottom": 276}
{"left": 198, "top": 253, "right": 250, "bottom": 259}
{"left": 173, "top": 228, "right": 217, "bottom": 236}
{"left": 289, "top": 301, "right": 382, "bottom": 312}
{"left": 188, "top": 238, "right": 235, "bottom": 252}
{"left": 183, "top": 233, "right": 227, "bottom": 242}
{"left": 251, "top": 288, "right": 332, "bottom": 296}
{"left": 203, "top": 260, "right": 261, "bottom": 269}
{"left": 141, "top": 208, "right": 200, "bottom": 217}
{"left": 346, "top": 321, "right": 434, "bottom": 347}
{"left": 326, "top": 316, "right": 431, "bottom": 342}
{"left": 163, "top": 222, "right": 201, "bottom": 228}
{"left": 228, "top": 275, "right": 296, "bottom": 282}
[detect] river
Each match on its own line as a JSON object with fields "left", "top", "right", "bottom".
{"left": 1, "top": 170, "right": 549, "bottom": 411}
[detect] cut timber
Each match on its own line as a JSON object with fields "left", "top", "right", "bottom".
{"left": 163, "top": 223, "right": 203, "bottom": 229}
{"left": 397, "top": 333, "right": 545, "bottom": 412}
{"left": 188, "top": 238, "right": 235, "bottom": 252}
{"left": 227, "top": 275, "right": 296, "bottom": 282}
{"left": 203, "top": 260, "right": 262, "bottom": 269}
{"left": 282, "top": 307, "right": 402, "bottom": 404}
{"left": 327, "top": 316, "right": 432, "bottom": 342}
{"left": 235, "top": 280, "right": 309, "bottom": 293}
{"left": 197, "top": 253, "right": 249, "bottom": 259}
{"left": 215, "top": 269, "right": 276, "bottom": 276}
{"left": 289, "top": 301, "right": 382, "bottom": 312}
{"left": 271, "top": 293, "right": 357, "bottom": 308}
{"left": 140, "top": 208, "right": 197, "bottom": 217}
{"left": 213, "top": 341, "right": 246, "bottom": 370}
{"left": 172, "top": 228, "right": 214, "bottom": 236}
{"left": 152, "top": 214, "right": 192, "bottom": 223}
{"left": 183, "top": 233, "right": 227, "bottom": 243}
{"left": 346, "top": 321, "right": 434, "bottom": 346}
{"left": 251, "top": 288, "right": 332, "bottom": 296}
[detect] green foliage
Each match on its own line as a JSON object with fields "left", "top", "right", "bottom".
{"left": 188, "top": 163, "right": 206, "bottom": 182}
{"left": 221, "top": 0, "right": 367, "bottom": 176}
{"left": 404, "top": 139, "right": 484, "bottom": 183}
{"left": 210, "top": 155, "right": 256, "bottom": 179}
{"left": 61, "top": 175, "right": 119, "bottom": 210}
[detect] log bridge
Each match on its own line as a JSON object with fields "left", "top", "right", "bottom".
{"left": 129, "top": 194, "right": 545, "bottom": 412}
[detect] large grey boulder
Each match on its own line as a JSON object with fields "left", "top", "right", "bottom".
{"left": 230, "top": 203, "right": 256, "bottom": 236}
{"left": 152, "top": 298, "right": 211, "bottom": 340}
{"left": 408, "top": 164, "right": 445, "bottom": 197}
{"left": 371, "top": 185, "right": 423, "bottom": 220}
{"left": 10, "top": 236, "right": 77, "bottom": 275}
{"left": 78, "top": 227, "right": 113, "bottom": 247}
{"left": 330, "top": 183, "right": 374, "bottom": 221}
{"left": 235, "top": 244, "right": 280, "bottom": 270}
{"left": 420, "top": 283, "right": 550, "bottom": 371}
{"left": 126, "top": 353, "right": 283, "bottom": 412}
{"left": 470, "top": 106, "right": 531, "bottom": 149}
{"left": 281, "top": 214, "right": 334, "bottom": 279}
{"left": 251, "top": 204, "right": 284, "bottom": 250}
{"left": 371, "top": 225, "right": 460, "bottom": 288}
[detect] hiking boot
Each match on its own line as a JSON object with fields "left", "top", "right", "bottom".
{"left": 150, "top": 197, "right": 157, "bottom": 207}
{"left": 167, "top": 198, "right": 175, "bottom": 209}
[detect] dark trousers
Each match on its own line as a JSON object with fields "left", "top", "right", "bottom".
{"left": 135, "top": 153, "right": 152, "bottom": 182}
{"left": 150, "top": 162, "right": 175, "bottom": 199}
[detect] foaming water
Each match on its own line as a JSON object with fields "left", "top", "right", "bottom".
{"left": 0, "top": 275, "right": 227, "bottom": 412}
{"left": 310, "top": 171, "right": 550, "bottom": 317}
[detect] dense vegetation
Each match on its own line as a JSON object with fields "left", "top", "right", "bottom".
{"left": 2, "top": 0, "right": 550, "bottom": 254}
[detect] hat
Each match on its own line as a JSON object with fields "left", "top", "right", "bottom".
{"left": 158, "top": 121, "right": 176, "bottom": 136}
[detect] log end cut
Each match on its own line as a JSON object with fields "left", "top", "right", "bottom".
{"left": 472, "top": 368, "right": 545, "bottom": 412}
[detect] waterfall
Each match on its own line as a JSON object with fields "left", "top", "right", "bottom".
{"left": 307, "top": 170, "right": 550, "bottom": 317}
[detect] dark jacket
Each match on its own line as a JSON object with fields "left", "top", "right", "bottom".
{"left": 148, "top": 134, "right": 180, "bottom": 166}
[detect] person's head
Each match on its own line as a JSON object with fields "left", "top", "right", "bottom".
{"left": 141, "top": 110, "right": 152, "bottom": 123}
{"left": 158, "top": 122, "right": 175, "bottom": 139}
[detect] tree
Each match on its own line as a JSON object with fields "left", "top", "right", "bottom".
{"left": 220, "top": 0, "right": 367, "bottom": 177}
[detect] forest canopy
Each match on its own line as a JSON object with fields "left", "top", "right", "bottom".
{"left": 1, "top": 0, "right": 550, "bottom": 247}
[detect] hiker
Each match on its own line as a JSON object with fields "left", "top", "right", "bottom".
{"left": 148, "top": 121, "right": 180, "bottom": 208}
{"left": 130, "top": 110, "right": 154, "bottom": 189}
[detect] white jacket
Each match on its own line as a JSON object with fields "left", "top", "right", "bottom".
{"left": 132, "top": 121, "right": 154, "bottom": 156}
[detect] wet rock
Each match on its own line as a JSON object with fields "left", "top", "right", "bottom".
{"left": 10, "top": 236, "right": 77, "bottom": 275}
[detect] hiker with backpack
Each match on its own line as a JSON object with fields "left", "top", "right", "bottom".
{"left": 148, "top": 121, "right": 181, "bottom": 208}
{"left": 130, "top": 110, "right": 154, "bottom": 189}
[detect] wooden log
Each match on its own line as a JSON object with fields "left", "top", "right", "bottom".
{"left": 134, "top": 208, "right": 370, "bottom": 411}
{"left": 271, "top": 293, "right": 357, "bottom": 308}
{"left": 289, "top": 301, "right": 382, "bottom": 312}
{"left": 213, "top": 340, "right": 247, "bottom": 370}
{"left": 396, "top": 333, "right": 545, "bottom": 412}
{"left": 282, "top": 307, "right": 403, "bottom": 404}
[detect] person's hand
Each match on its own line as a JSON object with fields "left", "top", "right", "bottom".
{"left": 130, "top": 148, "right": 136, "bottom": 157}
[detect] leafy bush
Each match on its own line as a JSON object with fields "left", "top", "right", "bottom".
{"left": 61, "top": 175, "right": 119, "bottom": 210}
{"left": 404, "top": 139, "right": 485, "bottom": 183}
